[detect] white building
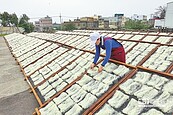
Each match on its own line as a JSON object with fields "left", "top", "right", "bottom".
{"left": 154, "top": 19, "right": 165, "bottom": 28}
{"left": 154, "top": 2, "right": 173, "bottom": 29}
{"left": 165, "top": 2, "right": 173, "bottom": 28}
{"left": 131, "top": 14, "right": 147, "bottom": 21}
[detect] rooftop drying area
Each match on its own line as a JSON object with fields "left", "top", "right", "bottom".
{"left": 4, "top": 30, "right": 173, "bottom": 115}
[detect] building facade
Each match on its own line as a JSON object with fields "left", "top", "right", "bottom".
{"left": 63, "top": 17, "right": 99, "bottom": 30}
{"left": 165, "top": 2, "right": 173, "bottom": 28}
{"left": 101, "top": 14, "right": 125, "bottom": 29}
{"left": 98, "top": 18, "right": 109, "bottom": 29}
{"left": 131, "top": 14, "right": 147, "bottom": 21}
{"left": 35, "top": 16, "right": 53, "bottom": 32}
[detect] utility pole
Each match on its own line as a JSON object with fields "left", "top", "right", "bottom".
{"left": 60, "top": 13, "right": 62, "bottom": 30}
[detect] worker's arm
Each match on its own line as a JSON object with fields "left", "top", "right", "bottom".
{"left": 93, "top": 45, "right": 100, "bottom": 64}
{"left": 101, "top": 41, "right": 112, "bottom": 66}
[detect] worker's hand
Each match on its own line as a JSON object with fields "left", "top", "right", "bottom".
{"left": 90, "top": 63, "right": 95, "bottom": 69}
{"left": 98, "top": 66, "right": 103, "bottom": 73}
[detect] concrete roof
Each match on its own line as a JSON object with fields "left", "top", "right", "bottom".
{"left": 4, "top": 30, "right": 173, "bottom": 115}
{"left": 0, "top": 37, "right": 38, "bottom": 115}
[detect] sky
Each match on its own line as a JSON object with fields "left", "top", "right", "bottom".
{"left": 0, "top": 0, "right": 172, "bottom": 23}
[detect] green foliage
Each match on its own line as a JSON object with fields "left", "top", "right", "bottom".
{"left": 62, "top": 23, "right": 76, "bottom": 31}
{"left": 18, "top": 14, "right": 34, "bottom": 33}
{"left": 19, "top": 14, "right": 29, "bottom": 25}
{"left": 0, "top": 12, "right": 10, "bottom": 26}
{"left": 19, "top": 22, "right": 34, "bottom": 33}
{"left": 0, "top": 12, "right": 18, "bottom": 26}
{"left": 10, "top": 13, "right": 18, "bottom": 26}
{"left": 124, "top": 20, "right": 151, "bottom": 30}
{"left": 53, "top": 26, "right": 61, "bottom": 30}
{"left": 0, "top": 34, "right": 8, "bottom": 37}
{"left": 0, "top": 12, "right": 34, "bottom": 33}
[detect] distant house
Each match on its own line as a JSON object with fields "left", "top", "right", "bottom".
{"left": 34, "top": 21, "right": 40, "bottom": 32}
{"left": 63, "top": 17, "right": 99, "bottom": 30}
{"left": 154, "top": 18, "right": 165, "bottom": 28}
{"left": 131, "top": 14, "right": 147, "bottom": 21}
{"left": 35, "top": 16, "right": 53, "bottom": 32}
{"left": 102, "top": 17, "right": 116, "bottom": 29}
{"left": 63, "top": 14, "right": 127, "bottom": 30}
{"left": 115, "top": 14, "right": 125, "bottom": 28}
{"left": 98, "top": 18, "right": 109, "bottom": 29}
{"left": 102, "top": 14, "right": 126, "bottom": 29}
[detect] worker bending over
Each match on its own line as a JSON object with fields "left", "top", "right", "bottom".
{"left": 90, "top": 32, "right": 126, "bottom": 72}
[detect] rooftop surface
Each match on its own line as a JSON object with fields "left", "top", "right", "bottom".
{"left": 0, "top": 37, "right": 38, "bottom": 115}
{"left": 3, "top": 30, "right": 173, "bottom": 115}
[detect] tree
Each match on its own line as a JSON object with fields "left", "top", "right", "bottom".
{"left": 10, "top": 13, "right": 18, "bottom": 26}
{"left": 0, "top": 12, "right": 18, "bottom": 26}
{"left": 124, "top": 20, "right": 151, "bottom": 30}
{"left": 0, "top": 12, "right": 10, "bottom": 26}
{"left": 155, "top": 6, "right": 166, "bottom": 19}
{"left": 62, "top": 23, "right": 76, "bottom": 31}
{"left": 0, "top": 12, "right": 34, "bottom": 33}
{"left": 19, "top": 14, "right": 29, "bottom": 25}
{"left": 19, "top": 14, "right": 34, "bottom": 33}
{"left": 20, "top": 22, "right": 34, "bottom": 33}
{"left": 0, "top": 13, "right": 1, "bottom": 25}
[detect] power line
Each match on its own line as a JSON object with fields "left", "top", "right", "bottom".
{"left": 29, "top": 15, "right": 77, "bottom": 19}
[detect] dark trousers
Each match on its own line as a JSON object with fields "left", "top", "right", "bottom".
{"left": 110, "top": 46, "right": 126, "bottom": 63}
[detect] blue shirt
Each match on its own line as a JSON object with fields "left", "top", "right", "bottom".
{"left": 93, "top": 37, "right": 122, "bottom": 66}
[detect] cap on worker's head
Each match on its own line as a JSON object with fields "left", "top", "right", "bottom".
{"left": 90, "top": 32, "right": 100, "bottom": 46}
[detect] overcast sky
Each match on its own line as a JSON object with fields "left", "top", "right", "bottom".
{"left": 0, "top": 0, "right": 172, "bottom": 23}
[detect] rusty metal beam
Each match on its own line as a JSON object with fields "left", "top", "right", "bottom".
{"left": 33, "top": 52, "right": 85, "bottom": 89}
{"left": 137, "top": 66, "right": 173, "bottom": 78}
{"left": 83, "top": 69, "right": 137, "bottom": 115}
{"left": 26, "top": 77, "right": 43, "bottom": 106}
{"left": 23, "top": 47, "right": 59, "bottom": 69}
{"left": 27, "top": 48, "right": 71, "bottom": 78}
{"left": 39, "top": 72, "right": 86, "bottom": 109}
{"left": 34, "top": 108, "right": 40, "bottom": 115}
{"left": 109, "top": 58, "right": 136, "bottom": 69}
{"left": 137, "top": 44, "right": 161, "bottom": 66}
{"left": 20, "top": 43, "right": 52, "bottom": 62}
{"left": 165, "top": 63, "right": 173, "bottom": 74}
